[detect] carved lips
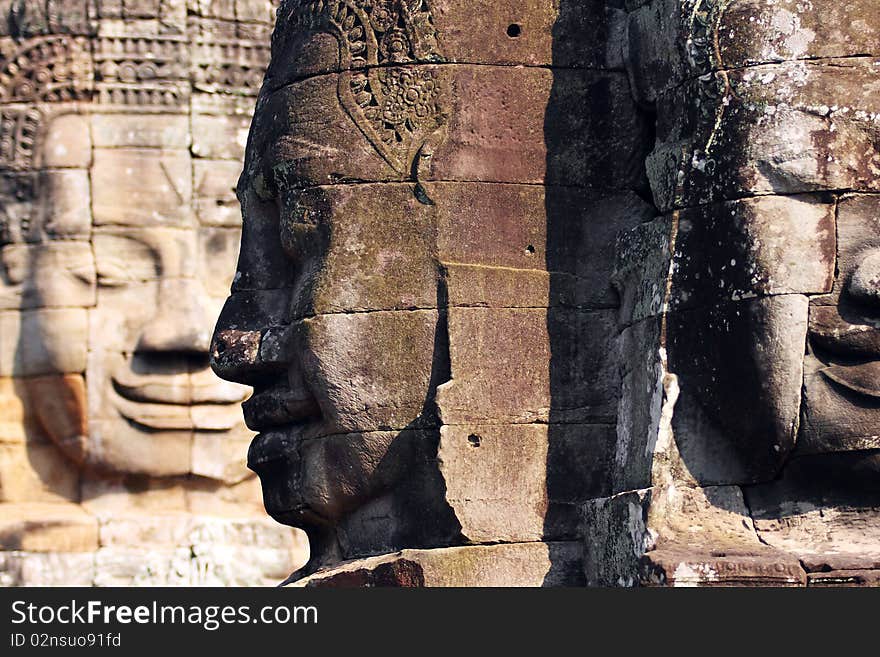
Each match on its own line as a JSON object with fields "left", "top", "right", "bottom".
{"left": 111, "top": 360, "right": 249, "bottom": 431}
{"left": 810, "top": 304, "right": 880, "bottom": 398}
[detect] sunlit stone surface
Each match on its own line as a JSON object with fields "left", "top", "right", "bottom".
{"left": 0, "top": 0, "right": 307, "bottom": 586}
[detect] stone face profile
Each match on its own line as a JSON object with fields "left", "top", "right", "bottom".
{"left": 0, "top": 0, "right": 306, "bottom": 585}
{"left": 214, "top": 0, "right": 880, "bottom": 587}
{"left": 212, "top": 0, "right": 654, "bottom": 584}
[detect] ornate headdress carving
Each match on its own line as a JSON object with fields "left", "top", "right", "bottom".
{"left": 273, "top": 0, "right": 449, "bottom": 177}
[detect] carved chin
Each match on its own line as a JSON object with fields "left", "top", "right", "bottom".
{"left": 22, "top": 373, "right": 90, "bottom": 467}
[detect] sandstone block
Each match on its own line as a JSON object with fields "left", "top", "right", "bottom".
{"left": 2, "top": 551, "right": 95, "bottom": 586}
{"left": 98, "top": 512, "right": 193, "bottom": 547}
{"left": 39, "top": 114, "right": 92, "bottom": 168}
{"left": 294, "top": 542, "right": 586, "bottom": 587}
{"left": 93, "top": 547, "right": 193, "bottom": 586}
{"left": 91, "top": 148, "right": 193, "bottom": 227}
{"left": 90, "top": 114, "right": 191, "bottom": 149}
{"left": 37, "top": 169, "right": 92, "bottom": 239}
{"left": 0, "top": 503, "right": 98, "bottom": 551}
{"left": 266, "top": 0, "right": 622, "bottom": 87}
{"left": 438, "top": 308, "right": 618, "bottom": 425}
{"left": 191, "top": 428, "right": 252, "bottom": 484}
{"left": 87, "top": 419, "right": 192, "bottom": 476}
{"left": 0, "top": 242, "right": 96, "bottom": 311}
{"left": 193, "top": 159, "right": 242, "bottom": 226}
{"left": 251, "top": 66, "right": 643, "bottom": 189}
{"left": 439, "top": 423, "right": 613, "bottom": 543}
{"left": 191, "top": 112, "right": 250, "bottom": 160}
{"left": 667, "top": 295, "right": 808, "bottom": 484}
{"left": 650, "top": 59, "right": 880, "bottom": 210}
{"left": 2, "top": 308, "right": 88, "bottom": 376}
{"left": 0, "top": 443, "right": 79, "bottom": 503}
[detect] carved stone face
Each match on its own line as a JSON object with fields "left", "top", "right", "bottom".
{"left": 801, "top": 195, "right": 880, "bottom": 457}
{"left": 211, "top": 0, "right": 648, "bottom": 570}
{"left": 211, "top": 0, "right": 451, "bottom": 534}
{"left": 592, "top": 0, "right": 880, "bottom": 586}
{"left": 12, "top": 111, "right": 252, "bottom": 478}
{"left": 0, "top": 12, "right": 269, "bottom": 482}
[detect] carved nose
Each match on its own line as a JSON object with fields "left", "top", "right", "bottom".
{"left": 211, "top": 328, "right": 262, "bottom": 383}
{"left": 136, "top": 279, "right": 212, "bottom": 354}
{"left": 848, "top": 250, "right": 880, "bottom": 308}
{"left": 211, "top": 324, "right": 293, "bottom": 385}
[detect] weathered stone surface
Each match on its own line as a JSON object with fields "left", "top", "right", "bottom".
{"left": 0, "top": 443, "right": 79, "bottom": 503}
{"left": 200, "top": 0, "right": 880, "bottom": 587}
{"left": 615, "top": 195, "right": 835, "bottom": 324}
{"left": 439, "top": 423, "right": 613, "bottom": 543}
{"left": 0, "top": 378, "right": 32, "bottom": 445}
{"left": 1, "top": 552, "right": 96, "bottom": 586}
{"left": 91, "top": 114, "right": 191, "bottom": 149}
{"left": 36, "top": 169, "right": 93, "bottom": 239}
{"left": 206, "top": 0, "right": 649, "bottom": 584}
{"left": 40, "top": 114, "right": 92, "bottom": 168}
{"left": 0, "top": 503, "right": 98, "bottom": 551}
{"left": 283, "top": 184, "right": 438, "bottom": 317}
{"left": 0, "top": 0, "right": 307, "bottom": 586}
{"left": 808, "top": 570, "right": 880, "bottom": 588}
{"left": 438, "top": 186, "right": 652, "bottom": 308}
{"left": 0, "top": 242, "right": 96, "bottom": 310}
{"left": 1, "top": 308, "right": 88, "bottom": 376}
{"left": 667, "top": 295, "right": 808, "bottom": 484}
{"left": 299, "top": 310, "right": 438, "bottom": 433}
{"left": 93, "top": 547, "right": 194, "bottom": 586}
{"left": 191, "top": 428, "right": 252, "bottom": 484}
{"left": 626, "top": 0, "right": 880, "bottom": 104}
{"left": 801, "top": 194, "right": 880, "bottom": 455}
{"left": 266, "top": 0, "right": 624, "bottom": 88}
{"left": 745, "top": 453, "right": 880, "bottom": 572}
{"left": 91, "top": 149, "right": 193, "bottom": 227}
{"left": 611, "top": 317, "right": 664, "bottom": 494}
{"left": 586, "top": 0, "right": 880, "bottom": 588}
{"left": 191, "top": 112, "right": 251, "bottom": 160}
{"left": 294, "top": 542, "right": 585, "bottom": 587}
{"left": 19, "top": 374, "right": 88, "bottom": 464}
{"left": 193, "top": 159, "right": 242, "bottom": 226}
{"left": 641, "top": 549, "right": 807, "bottom": 587}
{"left": 649, "top": 59, "right": 880, "bottom": 211}
{"left": 438, "top": 308, "right": 618, "bottom": 425}
{"left": 584, "top": 485, "right": 807, "bottom": 586}
{"left": 247, "top": 65, "right": 643, "bottom": 189}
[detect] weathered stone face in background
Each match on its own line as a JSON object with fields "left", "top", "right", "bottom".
{"left": 0, "top": 0, "right": 307, "bottom": 585}
{"left": 212, "top": 0, "right": 653, "bottom": 584}
{"left": 587, "top": 0, "right": 880, "bottom": 587}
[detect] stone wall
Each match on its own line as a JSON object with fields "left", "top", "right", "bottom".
{"left": 0, "top": 0, "right": 307, "bottom": 585}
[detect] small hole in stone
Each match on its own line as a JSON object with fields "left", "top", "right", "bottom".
{"left": 467, "top": 433, "right": 482, "bottom": 447}
{"left": 215, "top": 341, "right": 226, "bottom": 354}
{"left": 525, "top": 244, "right": 535, "bottom": 255}
{"left": 506, "top": 23, "right": 521, "bottom": 38}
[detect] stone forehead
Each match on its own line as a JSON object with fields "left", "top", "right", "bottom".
{"left": 0, "top": 0, "right": 274, "bottom": 242}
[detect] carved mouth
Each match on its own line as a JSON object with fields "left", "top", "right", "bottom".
{"left": 241, "top": 383, "right": 320, "bottom": 432}
{"left": 815, "top": 356, "right": 880, "bottom": 398}
{"left": 111, "top": 364, "right": 249, "bottom": 431}
{"left": 247, "top": 425, "right": 313, "bottom": 470}
{"left": 809, "top": 304, "right": 880, "bottom": 397}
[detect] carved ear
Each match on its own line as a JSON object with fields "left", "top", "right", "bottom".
{"left": 411, "top": 122, "right": 448, "bottom": 205}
